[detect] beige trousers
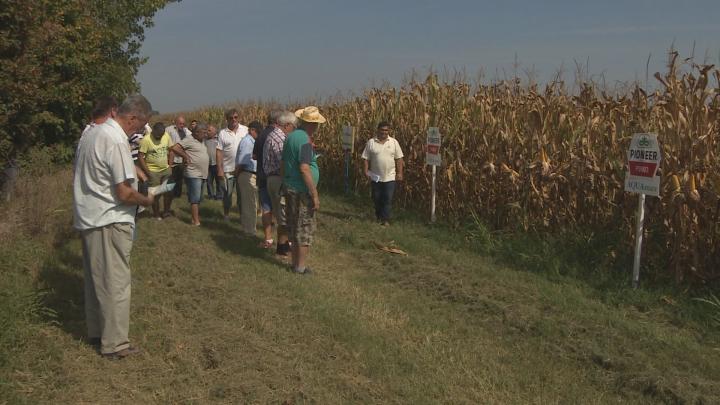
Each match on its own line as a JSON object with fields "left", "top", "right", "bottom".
{"left": 266, "top": 175, "right": 286, "bottom": 227}
{"left": 81, "top": 223, "right": 133, "bottom": 354}
{"left": 238, "top": 171, "right": 258, "bottom": 235}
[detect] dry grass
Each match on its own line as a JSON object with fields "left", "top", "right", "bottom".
{"left": 0, "top": 167, "right": 73, "bottom": 245}
{"left": 2, "top": 182, "right": 719, "bottom": 403}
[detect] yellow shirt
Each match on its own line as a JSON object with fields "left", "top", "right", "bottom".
{"left": 139, "top": 133, "right": 173, "bottom": 172}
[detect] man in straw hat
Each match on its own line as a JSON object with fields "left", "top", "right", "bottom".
{"left": 281, "top": 106, "right": 325, "bottom": 275}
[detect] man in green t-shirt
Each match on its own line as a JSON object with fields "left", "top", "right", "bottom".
{"left": 281, "top": 106, "right": 326, "bottom": 275}
{"left": 138, "top": 122, "right": 175, "bottom": 220}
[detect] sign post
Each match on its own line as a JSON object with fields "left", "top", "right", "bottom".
{"left": 624, "top": 133, "right": 661, "bottom": 289}
{"left": 426, "top": 127, "right": 442, "bottom": 223}
{"left": 342, "top": 125, "right": 355, "bottom": 194}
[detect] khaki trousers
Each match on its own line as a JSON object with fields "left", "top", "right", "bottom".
{"left": 238, "top": 171, "right": 258, "bottom": 235}
{"left": 266, "top": 175, "right": 286, "bottom": 227}
{"left": 81, "top": 223, "right": 133, "bottom": 354}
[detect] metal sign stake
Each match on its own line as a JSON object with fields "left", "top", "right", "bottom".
{"left": 341, "top": 124, "right": 354, "bottom": 195}
{"left": 344, "top": 151, "right": 350, "bottom": 194}
{"left": 431, "top": 165, "right": 437, "bottom": 223}
{"left": 632, "top": 193, "right": 646, "bottom": 289}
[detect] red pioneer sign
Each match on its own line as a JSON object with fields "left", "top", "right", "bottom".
{"left": 628, "top": 161, "right": 657, "bottom": 177}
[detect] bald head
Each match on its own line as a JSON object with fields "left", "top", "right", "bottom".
{"left": 175, "top": 115, "right": 186, "bottom": 130}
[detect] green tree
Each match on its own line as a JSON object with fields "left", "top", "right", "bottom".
{"left": 0, "top": 0, "right": 176, "bottom": 161}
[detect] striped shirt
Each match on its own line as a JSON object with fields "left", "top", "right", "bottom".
{"left": 128, "top": 132, "right": 144, "bottom": 161}
{"left": 262, "top": 127, "right": 286, "bottom": 176}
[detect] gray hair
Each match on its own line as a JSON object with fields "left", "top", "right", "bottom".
{"left": 277, "top": 111, "right": 297, "bottom": 126}
{"left": 268, "top": 110, "right": 282, "bottom": 125}
{"left": 117, "top": 94, "right": 153, "bottom": 119}
{"left": 194, "top": 122, "right": 208, "bottom": 132}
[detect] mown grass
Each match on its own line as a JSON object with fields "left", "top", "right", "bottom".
{"left": 1, "top": 171, "right": 719, "bottom": 404}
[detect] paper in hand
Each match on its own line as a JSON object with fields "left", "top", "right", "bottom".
{"left": 148, "top": 179, "right": 176, "bottom": 196}
{"left": 367, "top": 171, "right": 381, "bottom": 182}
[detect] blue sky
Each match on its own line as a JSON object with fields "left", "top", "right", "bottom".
{"left": 137, "top": 0, "right": 720, "bottom": 113}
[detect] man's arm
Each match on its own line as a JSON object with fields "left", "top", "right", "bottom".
{"left": 135, "top": 166, "right": 148, "bottom": 183}
{"left": 137, "top": 152, "right": 151, "bottom": 178}
{"left": 116, "top": 180, "right": 153, "bottom": 206}
{"left": 216, "top": 149, "right": 225, "bottom": 178}
{"left": 299, "top": 163, "right": 319, "bottom": 212}
{"left": 395, "top": 158, "right": 404, "bottom": 181}
{"left": 170, "top": 144, "right": 191, "bottom": 164}
{"left": 234, "top": 140, "right": 245, "bottom": 177}
{"left": 361, "top": 141, "right": 371, "bottom": 178}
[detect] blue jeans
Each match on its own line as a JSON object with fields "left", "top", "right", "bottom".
{"left": 219, "top": 175, "right": 239, "bottom": 214}
{"left": 185, "top": 177, "right": 205, "bottom": 204}
{"left": 371, "top": 181, "right": 396, "bottom": 222}
{"left": 206, "top": 165, "right": 220, "bottom": 198}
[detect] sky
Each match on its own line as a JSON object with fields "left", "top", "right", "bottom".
{"left": 136, "top": 0, "right": 720, "bottom": 114}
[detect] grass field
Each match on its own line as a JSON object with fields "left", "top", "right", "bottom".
{"left": 1, "top": 170, "right": 720, "bottom": 404}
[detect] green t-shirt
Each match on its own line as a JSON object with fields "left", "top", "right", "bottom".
{"left": 282, "top": 129, "right": 318, "bottom": 193}
{"left": 139, "top": 133, "right": 173, "bottom": 172}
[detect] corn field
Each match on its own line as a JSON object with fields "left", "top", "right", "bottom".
{"left": 182, "top": 53, "right": 720, "bottom": 283}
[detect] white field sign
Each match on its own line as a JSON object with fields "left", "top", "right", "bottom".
{"left": 625, "top": 133, "right": 661, "bottom": 197}
{"left": 342, "top": 125, "right": 354, "bottom": 152}
{"left": 624, "top": 133, "right": 662, "bottom": 289}
{"left": 426, "top": 127, "right": 442, "bottom": 166}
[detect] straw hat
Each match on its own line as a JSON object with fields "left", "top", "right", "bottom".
{"left": 294, "top": 106, "right": 326, "bottom": 124}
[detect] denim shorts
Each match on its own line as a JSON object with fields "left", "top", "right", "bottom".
{"left": 185, "top": 177, "right": 205, "bottom": 204}
{"left": 258, "top": 184, "right": 272, "bottom": 213}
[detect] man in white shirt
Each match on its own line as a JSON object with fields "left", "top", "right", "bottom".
{"left": 166, "top": 116, "right": 191, "bottom": 207}
{"left": 361, "top": 121, "right": 404, "bottom": 226}
{"left": 73, "top": 94, "right": 155, "bottom": 360}
{"left": 216, "top": 108, "right": 248, "bottom": 220}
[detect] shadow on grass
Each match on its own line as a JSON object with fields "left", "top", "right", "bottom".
{"left": 176, "top": 204, "right": 230, "bottom": 225}
{"left": 194, "top": 210, "right": 288, "bottom": 268}
{"left": 209, "top": 229, "right": 289, "bottom": 270}
{"left": 319, "top": 209, "right": 368, "bottom": 222}
{"left": 37, "top": 241, "right": 86, "bottom": 342}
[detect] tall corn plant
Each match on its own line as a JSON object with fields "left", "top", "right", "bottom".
{"left": 184, "top": 55, "right": 719, "bottom": 283}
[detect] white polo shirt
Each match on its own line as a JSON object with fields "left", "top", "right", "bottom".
{"left": 73, "top": 118, "right": 137, "bottom": 230}
{"left": 166, "top": 125, "right": 191, "bottom": 163}
{"left": 216, "top": 125, "right": 248, "bottom": 174}
{"left": 361, "top": 137, "right": 404, "bottom": 182}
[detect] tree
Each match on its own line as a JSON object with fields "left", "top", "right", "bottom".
{"left": 0, "top": 0, "right": 176, "bottom": 161}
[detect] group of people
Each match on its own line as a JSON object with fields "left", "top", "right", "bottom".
{"left": 72, "top": 94, "right": 405, "bottom": 360}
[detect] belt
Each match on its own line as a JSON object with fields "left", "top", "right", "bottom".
{"left": 242, "top": 170, "right": 256, "bottom": 174}
{"left": 266, "top": 173, "right": 280, "bottom": 177}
